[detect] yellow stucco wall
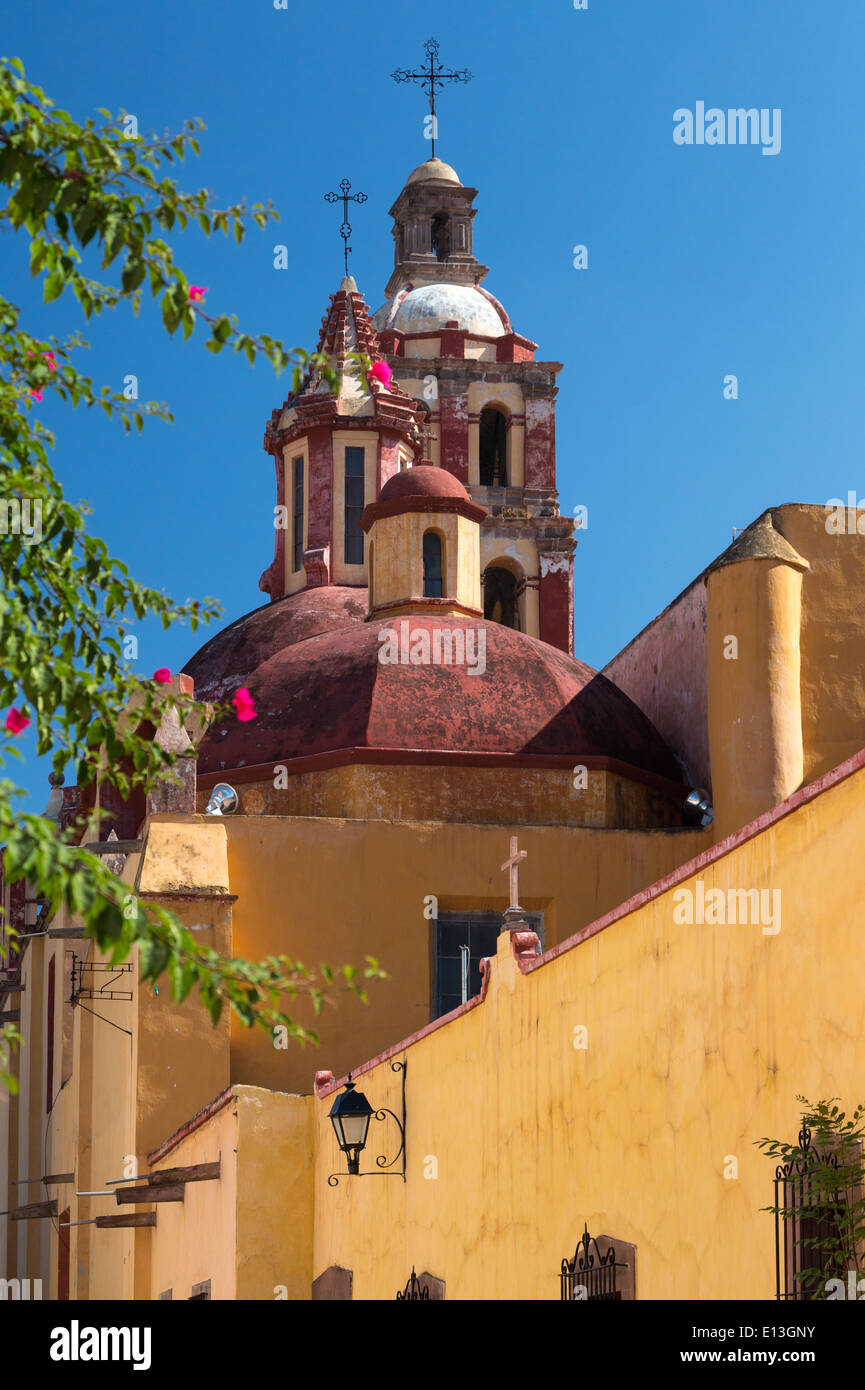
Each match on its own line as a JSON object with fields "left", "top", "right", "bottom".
{"left": 220, "top": 814, "right": 705, "bottom": 1098}
{"left": 310, "top": 757, "right": 865, "bottom": 1300}
{"left": 204, "top": 763, "right": 683, "bottom": 830}
{"left": 146, "top": 1098, "right": 238, "bottom": 1301}
{"left": 707, "top": 557, "right": 805, "bottom": 839}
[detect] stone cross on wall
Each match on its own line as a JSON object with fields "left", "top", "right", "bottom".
{"left": 501, "top": 835, "right": 526, "bottom": 912}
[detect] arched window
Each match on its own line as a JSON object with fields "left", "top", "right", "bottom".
{"left": 483, "top": 566, "right": 520, "bottom": 630}
{"left": 423, "top": 531, "right": 444, "bottom": 598}
{"left": 431, "top": 213, "right": 450, "bottom": 261}
{"left": 479, "top": 407, "right": 508, "bottom": 486}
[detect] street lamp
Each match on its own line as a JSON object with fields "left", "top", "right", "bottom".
{"left": 328, "top": 1075, "right": 374, "bottom": 1176}
{"left": 327, "top": 1062, "right": 407, "bottom": 1186}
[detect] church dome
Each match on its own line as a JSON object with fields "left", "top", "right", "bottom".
{"left": 374, "top": 283, "right": 510, "bottom": 337}
{"left": 186, "top": 614, "right": 684, "bottom": 788}
{"left": 406, "top": 157, "right": 462, "bottom": 185}
{"left": 184, "top": 587, "right": 368, "bottom": 702}
{"left": 378, "top": 464, "right": 471, "bottom": 504}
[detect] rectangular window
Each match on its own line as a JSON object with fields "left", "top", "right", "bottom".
{"left": 344, "top": 446, "right": 365, "bottom": 565}
{"left": 292, "top": 457, "right": 304, "bottom": 573}
{"left": 433, "top": 910, "right": 544, "bottom": 1020}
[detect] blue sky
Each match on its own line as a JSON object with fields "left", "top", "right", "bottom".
{"left": 4, "top": 0, "right": 863, "bottom": 808}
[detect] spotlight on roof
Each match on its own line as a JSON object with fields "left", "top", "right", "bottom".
{"left": 205, "top": 783, "right": 238, "bottom": 816}
{"left": 684, "top": 788, "right": 713, "bottom": 828}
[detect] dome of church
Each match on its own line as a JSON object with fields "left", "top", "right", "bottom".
{"left": 184, "top": 587, "right": 368, "bottom": 703}
{"left": 186, "top": 613, "right": 684, "bottom": 788}
{"left": 378, "top": 463, "right": 471, "bottom": 504}
{"left": 374, "top": 283, "right": 509, "bottom": 337}
{"left": 405, "top": 157, "right": 462, "bottom": 185}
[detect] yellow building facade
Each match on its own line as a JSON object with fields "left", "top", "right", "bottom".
{"left": 3, "top": 154, "right": 865, "bottom": 1305}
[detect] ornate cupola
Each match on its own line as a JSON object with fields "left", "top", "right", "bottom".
{"left": 260, "top": 276, "right": 421, "bottom": 603}
{"left": 360, "top": 464, "right": 487, "bottom": 622}
{"left": 384, "top": 158, "right": 488, "bottom": 297}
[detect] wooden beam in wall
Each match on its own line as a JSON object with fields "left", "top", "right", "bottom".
{"left": 96, "top": 1213, "right": 158, "bottom": 1229}
{"left": 115, "top": 1184, "right": 184, "bottom": 1205}
{"left": 147, "top": 1161, "right": 221, "bottom": 1186}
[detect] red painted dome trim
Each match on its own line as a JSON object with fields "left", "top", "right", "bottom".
{"left": 361, "top": 494, "right": 487, "bottom": 532}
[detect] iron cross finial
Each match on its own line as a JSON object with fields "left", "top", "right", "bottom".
{"left": 323, "top": 178, "right": 368, "bottom": 276}
{"left": 391, "top": 37, "right": 473, "bottom": 159}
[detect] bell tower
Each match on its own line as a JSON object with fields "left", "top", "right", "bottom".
{"left": 373, "top": 161, "right": 578, "bottom": 656}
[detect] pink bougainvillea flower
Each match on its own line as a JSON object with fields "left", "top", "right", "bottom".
{"left": 45, "top": 352, "right": 57, "bottom": 372}
{"left": 367, "top": 360, "right": 393, "bottom": 390}
{"left": 4, "top": 707, "right": 31, "bottom": 735}
{"left": 232, "top": 687, "right": 257, "bottom": 722}
{"left": 188, "top": 285, "right": 208, "bottom": 303}
{"left": 30, "top": 390, "right": 43, "bottom": 402}
{"left": 153, "top": 668, "right": 172, "bottom": 684}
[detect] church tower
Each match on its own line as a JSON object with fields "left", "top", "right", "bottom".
{"left": 260, "top": 160, "right": 577, "bottom": 655}
{"left": 374, "top": 158, "right": 577, "bottom": 654}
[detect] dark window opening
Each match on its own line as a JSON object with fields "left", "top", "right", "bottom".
{"left": 431, "top": 213, "right": 450, "bottom": 261}
{"left": 484, "top": 567, "right": 520, "bottom": 630}
{"left": 423, "top": 532, "right": 443, "bottom": 598}
{"left": 344, "top": 447, "right": 365, "bottom": 565}
{"left": 479, "top": 407, "right": 507, "bottom": 486}
{"left": 46, "top": 955, "right": 55, "bottom": 1114}
{"left": 433, "top": 911, "right": 543, "bottom": 1020}
{"left": 292, "top": 456, "right": 304, "bottom": 573}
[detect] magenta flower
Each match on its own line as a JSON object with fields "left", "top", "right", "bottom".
{"left": 4, "top": 707, "right": 31, "bottom": 735}
{"left": 233, "top": 687, "right": 257, "bottom": 722}
{"left": 368, "top": 360, "right": 393, "bottom": 390}
{"left": 188, "top": 285, "right": 208, "bottom": 303}
{"left": 45, "top": 352, "right": 57, "bottom": 372}
{"left": 153, "top": 668, "right": 172, "bottom": 684}
{"left": 30, "top": 390, "right": 43, "bottom": 402}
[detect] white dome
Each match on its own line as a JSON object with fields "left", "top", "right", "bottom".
{"left": 374, "top": 283, "right": 508, "bottom": 338}
{"left": 405, "top": 158, "right": 461, "bottom": 186}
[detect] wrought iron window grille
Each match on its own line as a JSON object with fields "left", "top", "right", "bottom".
{"left": 560, "top": 1225, "right": 628, "bottom": 1301}
{"left": 396, "top": 1267, "right": 430, "bottom": 1301}
{"left": 773, "top": 1125, "right": 847, "bottom": 1301}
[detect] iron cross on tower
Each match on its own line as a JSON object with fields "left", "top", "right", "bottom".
{"left": 323, "top": 179, "right": 368, "bottom": 276}
{"left": 391, "top": 38, "right": 473, "bottom": 159}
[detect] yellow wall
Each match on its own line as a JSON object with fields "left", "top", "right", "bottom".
{"left": 707, "top": 557, "right": 805, "bottom": 839}
{"left": 220, "top": 813, "right": 705, "bottom": 1098}
{"left": 310, "top": 757, "right": 865, "bottom": 1300}
{"left": 202, "top": 763, "right": 683, "bottom": 830}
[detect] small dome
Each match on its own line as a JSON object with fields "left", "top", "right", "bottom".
{"left": 406, "top": 158, "right": 461, "bottom": 186}
{"left": 379, "top": 464, "right": 470, "bottom": 505}
{"left": 375, "top": 283, "right": 509, "bottom": 338}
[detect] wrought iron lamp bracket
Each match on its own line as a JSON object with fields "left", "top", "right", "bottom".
{"left": 328, "top": 1061, "right": 406, "bottom": 1187}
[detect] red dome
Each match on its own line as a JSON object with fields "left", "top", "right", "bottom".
{"left": 184, "top": 587, "right": 367, "bottom": 702}
{"left": 188, "top": 612, "right": 683, "bottom": 788}
{"left": 379, "top": 465, "right": 470, "bottom": 503}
